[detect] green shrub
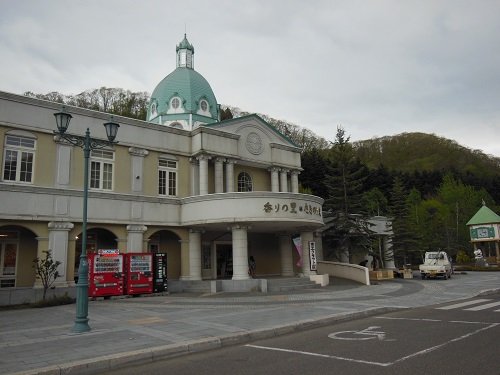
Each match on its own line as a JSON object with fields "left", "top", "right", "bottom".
{"left": 456, "top": 250, "right": 472, "bottom": 264}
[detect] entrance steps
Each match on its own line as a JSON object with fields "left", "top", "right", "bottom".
{"left": 169, "top": 277, "right": 324, "bottom": 294}
{"left": 266, "top": 277, "right": 322, "bottom": 292}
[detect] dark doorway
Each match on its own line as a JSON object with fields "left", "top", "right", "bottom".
{"left": 216, "top": 244, "right": 232, "bottom": 279}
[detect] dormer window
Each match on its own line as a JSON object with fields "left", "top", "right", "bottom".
{"left": 171, "top": 97, "right": 180, "bottom": 109}
{"left": 200, "top": 100, "right": 208, "bottom": 111}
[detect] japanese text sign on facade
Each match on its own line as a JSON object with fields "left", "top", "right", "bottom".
{"left": 309, "top": 241, "right": 317, "bottom": 271}
{"left": 263, "top": 201, "right": 322, "bottom": 217}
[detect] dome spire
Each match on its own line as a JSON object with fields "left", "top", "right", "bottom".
{"left": 176, "top": 34, "right": 194, "bottom": 69}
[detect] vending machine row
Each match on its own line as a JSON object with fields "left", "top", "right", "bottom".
{"left": 88, "top": 250, "right": 167, "bottom": 298}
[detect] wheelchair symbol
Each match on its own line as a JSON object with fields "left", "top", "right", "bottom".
{"left": 328, "top": 326, "right": 394, "bottom": 341}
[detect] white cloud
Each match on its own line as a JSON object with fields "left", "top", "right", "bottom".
{"left": 1, "top": 0, "right": 499, "bottom": 156}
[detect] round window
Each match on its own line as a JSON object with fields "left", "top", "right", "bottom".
{"left": 171, "top": 97, "right": 180, "bottom": 109}
{"left": 200, "top": 100, "right": 208, "bottom": 111}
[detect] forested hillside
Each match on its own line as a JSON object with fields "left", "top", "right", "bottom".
{"left": 25, "top": 88, "right": 500, "bottom": 265}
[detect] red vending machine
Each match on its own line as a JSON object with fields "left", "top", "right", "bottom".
{"left": 88, "top": 250, "right": 124, "bottom": 297}
{"left": 124, "top": 253, "right": 153, "bottom": 295}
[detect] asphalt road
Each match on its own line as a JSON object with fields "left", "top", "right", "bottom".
{"left": 104, "top": 292, "right": 500, "bottom": 375}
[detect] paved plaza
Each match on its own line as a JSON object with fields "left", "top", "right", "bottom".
{"left": 1, "top": 272, "right": 499, "bottom": 375}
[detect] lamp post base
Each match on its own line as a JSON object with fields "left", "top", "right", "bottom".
{"left": 72, "top": 319, "right": 91, "bottom": 333}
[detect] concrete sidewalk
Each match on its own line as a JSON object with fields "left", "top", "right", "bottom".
{"left": 1, "top": 272, "right": 499, "bottom": 375}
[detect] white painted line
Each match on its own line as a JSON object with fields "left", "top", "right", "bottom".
{"left": 245, "top": 322, "right": 499, "bottom": 368}
{"left": 392, "top": 323, "right": 499, "bottom": 365}
{"left": 376, "top": 316, "right": 441, "bottom": 322}
{"left": 464, "top": 301, "right": 500, "bottom": 311}
{"left": 245, "top": 344, "right": 391, "bottom": 367}
{"left": 436, "top": 299, "right": 491, "bottom": 310}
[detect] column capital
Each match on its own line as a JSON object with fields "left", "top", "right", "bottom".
{"left": 290, "top": 170, "right": 301, "bottom": 176}
{"left": 48, "top": 221, "right": 74, "bottom": 231}
{"left": 228, "top": 224, "right": 251, "bottom": 231}
{"left": 126, "top": 224, "right": 147, "bottom": 233}
{"left": 196, "top": 153, "right": 212, "bottom": 161}
{"left": 268, "top": 166, "right": 281, "bottom": 172}
{"left": 225, "top": 158, "right": 237, "bottom": 165}
{"left": 189, "top": 228, "right": 205, "bottom": 234}
{"left": 128, "top": 147, "right": 149, "bottom": 157}
{"left": 215, "top": 156, "right": 226, "bottom": 163}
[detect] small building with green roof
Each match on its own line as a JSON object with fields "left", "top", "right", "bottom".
{"left": 466, "top": 203, "right": 500, "bottom": 262}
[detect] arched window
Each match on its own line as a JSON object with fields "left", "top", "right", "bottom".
{"left": 237, "top": 172, "right": 253, "bottom": 192}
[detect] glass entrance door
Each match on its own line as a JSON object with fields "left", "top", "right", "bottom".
{"left": 0, "top": 242, "right": 17, "bottom": 287}
{"left": 216, "top": 244, "right": 232, "bottom": 279}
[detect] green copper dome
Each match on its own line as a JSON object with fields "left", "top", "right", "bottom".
{"left": 147, "top": 35, "right": 219, "bottom": 129}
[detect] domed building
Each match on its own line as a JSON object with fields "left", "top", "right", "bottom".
{"left": 147, "top": 34, "right": 219, "bottom": 130}
{"left": 0, "top": 34, "right": 325, "bottom": 304}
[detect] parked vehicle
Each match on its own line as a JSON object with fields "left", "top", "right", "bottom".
{"left": 419, "top": 251, "right": 452, "bottom": 279}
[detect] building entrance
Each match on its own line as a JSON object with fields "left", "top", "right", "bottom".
{"left": 216, "top": 244, "right": 232, "bottom": 279}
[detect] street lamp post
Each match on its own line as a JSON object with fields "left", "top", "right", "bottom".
{"left": 54, "top": 108, "right": 119, "bottom": 333}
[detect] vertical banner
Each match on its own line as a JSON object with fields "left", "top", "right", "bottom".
{"left": 309, "top": 241, "right": 317, "bottom": 271}
{"left": 292, "top": 236, "right": 302, "bottom": 267}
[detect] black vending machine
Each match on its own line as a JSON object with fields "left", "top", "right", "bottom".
{"left": 153, "top": 253, "right": 168, "bottom": 293}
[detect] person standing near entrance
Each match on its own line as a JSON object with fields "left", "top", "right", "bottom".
{"left": 249, "top": 256, "right": 256, "bottom": 278}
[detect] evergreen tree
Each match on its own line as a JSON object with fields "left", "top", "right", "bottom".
{"left": 322, "top": 127, "right": 373, "bottom": 261}
{"left": 390, "top": 177, "right": 421, "bottom": 266}
{"left": 299, "top": 148, "right": 329, "bottom": 198}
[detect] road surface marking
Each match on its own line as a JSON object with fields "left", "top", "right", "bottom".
{"left": 245, "top": 344, "right": 391, "bottom": 367}
{"left": 436, "top": 299, "right": 491, "bottom": 310}
{"left": 328, "top": 326, "right": 390, "bottom": 341}
{"left": 464, "top": 301, "right": 500, "bottom": 311}
{"left": 246, "top": 322, "right": 499, "bottom": 368}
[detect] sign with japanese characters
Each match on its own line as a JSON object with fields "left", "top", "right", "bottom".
{"left": 263, "top": 201, "right": 322, "bottom": 217}
{"left": 309, "top": 241, "right": 317, "bottom": 271}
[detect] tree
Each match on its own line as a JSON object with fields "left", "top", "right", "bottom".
{"left": 33, "top": 250, "right": 61, "bottom": 301}
{"left": 362, "top": 187, "right": 388, "bottom": 216}
{"left": 389, "top": 177, "right": 421, "bottom": 266}
{"left": 299, "top": 148, "right": 330, "bottom": 198}
{"left": 322, "top": 126, "right": 373, "bottom": 261}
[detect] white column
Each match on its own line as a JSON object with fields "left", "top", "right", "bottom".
{"left": 225, "top": 159, "right": 235, "bottom": 192}
{"left": 126, "top": 225, "right": 147, "bottom": 252}
{"left": 190, "top": 158, "right": 200, "bottom": 196}
{"left": 279, "top": 234, "right": 294, "bottom": 276}
{"left": 270, "top": 167, "right": 280, "bottom": 192}
{"left": 290, "top": 170, "right": 300, "bottom": 193}
{"left": 231, "top": 225, "right": 250, "bottom": 280}
{"left": 300, "top": 231, "right": 316, "bottom": 276}
{"left": 384, "top": 236, "right": 395, "bottom": 269}
{"left": 188, "top": 229, "right": 202, "bottom": 280}
{"left": 48, "top": 221, "right": 74, "bottom": 284}
{"left": 280, "top": 169, "right": 289, "bottom": 192}
{"left": 215, "top": 157, "right": 224, "bottom": 193}
{"left": 179, "top": 239, "right": 190, "bottom": 280}
{"left": 313, "top": 231, "right": 324, "bottom": 261}
{"left": 198, "top": 154, "right": 210, "bottom": 195}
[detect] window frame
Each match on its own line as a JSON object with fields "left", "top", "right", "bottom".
{"left": 90, "top": 149, "right": 115, "bottom": 191}
{"left": 237, "top": 171, "right": 253, "bottom": 192}
{"left": 158, "top": 158, "right": 178, "bottom": 197}
{"left": 2, "top": 134, "right": 36, "bottom": 184}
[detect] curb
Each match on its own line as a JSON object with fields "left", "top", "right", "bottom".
{"left": 12, "top": 307, "right": 400, "bottom": 375}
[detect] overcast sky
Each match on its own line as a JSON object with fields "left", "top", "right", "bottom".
{"left": 1, "top": 0, "right": 500, "bottom": 156}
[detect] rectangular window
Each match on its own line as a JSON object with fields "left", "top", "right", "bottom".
{"left": 158, "top": 159, "right": 177, "bottom": 196}
{"left": 3, "top": 135, "right": 35, "bottom": 183}
{"left": 90, "top": 150, "right": 114, "bottom": 191}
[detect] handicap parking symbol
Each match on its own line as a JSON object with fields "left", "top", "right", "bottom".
{"left": 328, "top": 326, "right": 395, "bottom": 341}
